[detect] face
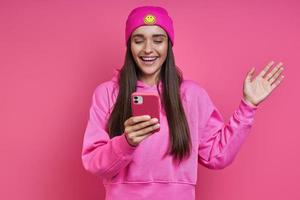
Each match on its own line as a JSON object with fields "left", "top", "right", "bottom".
{"left": 130, "top": 25, "right": 168, "bottom": 84}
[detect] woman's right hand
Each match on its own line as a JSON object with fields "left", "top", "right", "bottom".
{"left": 124, "top": 115, "right": 160, "bottom": 147}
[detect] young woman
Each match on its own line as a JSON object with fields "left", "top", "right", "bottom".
{"left": 81, "top": 6, "right": 284, "bottom": 200}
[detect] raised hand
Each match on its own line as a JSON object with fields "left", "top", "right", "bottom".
{"left": 243, "top": 61, "right": 285, "bottom": 107}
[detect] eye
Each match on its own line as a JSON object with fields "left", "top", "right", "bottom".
{"left": 154, "top": 40, "right": 163, "bottom": 43}
{"left": 134, "top": 41, "right": 143, "bottom": 44}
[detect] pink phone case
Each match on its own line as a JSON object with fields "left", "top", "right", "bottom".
{"left": 131, "top": 92, "right": 161, "bottom": 132}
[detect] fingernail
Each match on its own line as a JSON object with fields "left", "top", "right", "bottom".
{"left": 152, "top": 118, "right": 158, "bottom": 122}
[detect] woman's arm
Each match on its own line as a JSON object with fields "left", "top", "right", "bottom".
{"left": 198, "top": 61, "right": 284, "bottom": 169}
{"left": 81, "top": 83, "right": 137, "bottom": 178}
{"left": 198, "top": 95, "right": 258, "bottom": 169}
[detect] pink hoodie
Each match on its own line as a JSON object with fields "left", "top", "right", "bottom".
{"left": 81, "top": 68, "right": 258, "bottom": 200}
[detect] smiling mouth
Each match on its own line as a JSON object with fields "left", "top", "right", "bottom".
{"left": 139, "top": 56, "right": 158, "bottom": 65}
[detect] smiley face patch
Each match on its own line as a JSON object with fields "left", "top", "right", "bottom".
{"left": 144, "top": 14, "right": 156, "bottom": 25}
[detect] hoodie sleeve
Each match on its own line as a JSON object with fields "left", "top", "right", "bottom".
{"left": 197, "top": 86, "right": 258, "bottom": 169}
{"left": 81, "top": 83, "right": 137, "bottom": 178}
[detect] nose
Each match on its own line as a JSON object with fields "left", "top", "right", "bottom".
{"left": 144, "top": 40, "right": 153, "bottom": 53}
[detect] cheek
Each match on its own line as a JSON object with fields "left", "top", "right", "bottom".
{"left": 131, "top": 45, "right": 140, "bottom": 57}
{"left": 158, "top": 45, "right": 168, "bottom": 58}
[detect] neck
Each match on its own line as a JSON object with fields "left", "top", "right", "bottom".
{"left": 138, "top": 74, "right": 161, "bottom": 87}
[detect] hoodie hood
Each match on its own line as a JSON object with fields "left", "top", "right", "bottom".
{"left": 111, "top": 68, "right": 163, "bottom": 92}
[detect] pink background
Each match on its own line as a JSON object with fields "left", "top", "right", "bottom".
{"left": 0, "top": 0, "right": 299, "bottom": 199}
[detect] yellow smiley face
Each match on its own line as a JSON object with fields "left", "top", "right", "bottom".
{"left": 144, "top": 14, "right": 156, "bottom": 24}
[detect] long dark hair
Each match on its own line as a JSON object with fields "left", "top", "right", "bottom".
{"left": 107, "top": 38, "right": 191, "bottom": 163}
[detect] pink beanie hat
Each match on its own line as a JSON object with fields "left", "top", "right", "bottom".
{"left": 125, "top": 6, "right": 174, "bottom": 46}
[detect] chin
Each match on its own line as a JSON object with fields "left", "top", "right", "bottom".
{"left": 139, "top": 65, "right": 161, "bottom": 75}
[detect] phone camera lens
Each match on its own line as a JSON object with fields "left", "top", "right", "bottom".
{"left": 134, "top": 100, "right": 138, "bottom": 104}
{"left": 134, "top": 96, "right": 138, "bottom": 99}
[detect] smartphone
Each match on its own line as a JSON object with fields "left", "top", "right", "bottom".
{"left": 131, "top": 92, "right": 161, "bottom": 132}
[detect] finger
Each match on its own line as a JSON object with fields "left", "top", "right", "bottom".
{"left": 265, "top": 62, "right": 283, "bottom": 80}
{"left": 124, "top": 115, "right": 151, "bottom": 126}
{"left": 270, "top": 75, "right": 284, "bottom": 90}
{"left": 245, "top": 67, "right": 255, "bottom": 82}
{"left": 268, "top": 66, "right": 284, "bottom": 84}
{"left": 126, "top": 118, "right": 158, "bottom": 133}
{"left": 258, "top": 61, "right": 275, "bottom": 78}
{"left": 129, "top": 131, "right": 153, "bottom": 145}
{"left": 135, "top": 123, "right": 160, "bottom": 137}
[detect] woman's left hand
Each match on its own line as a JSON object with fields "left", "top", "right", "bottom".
{"left": 243, "top": 61, "right": 285, "bottom": 107}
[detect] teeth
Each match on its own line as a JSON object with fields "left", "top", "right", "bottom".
{"left": 141, "top": 57, "right": 157, "bottom": 61}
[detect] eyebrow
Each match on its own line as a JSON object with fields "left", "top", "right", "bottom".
{"left": 132, "top": 34, "right": 167, "bottom": 38}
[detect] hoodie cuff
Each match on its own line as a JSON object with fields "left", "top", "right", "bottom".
{"left": 242, "top": 97, "right": 259, "bottom": 109}
{"left": 235, "top": 97, "right": 258, "bottom": 124}
{"left": 112, "top": 133, "right": 138, "bottom": 156}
